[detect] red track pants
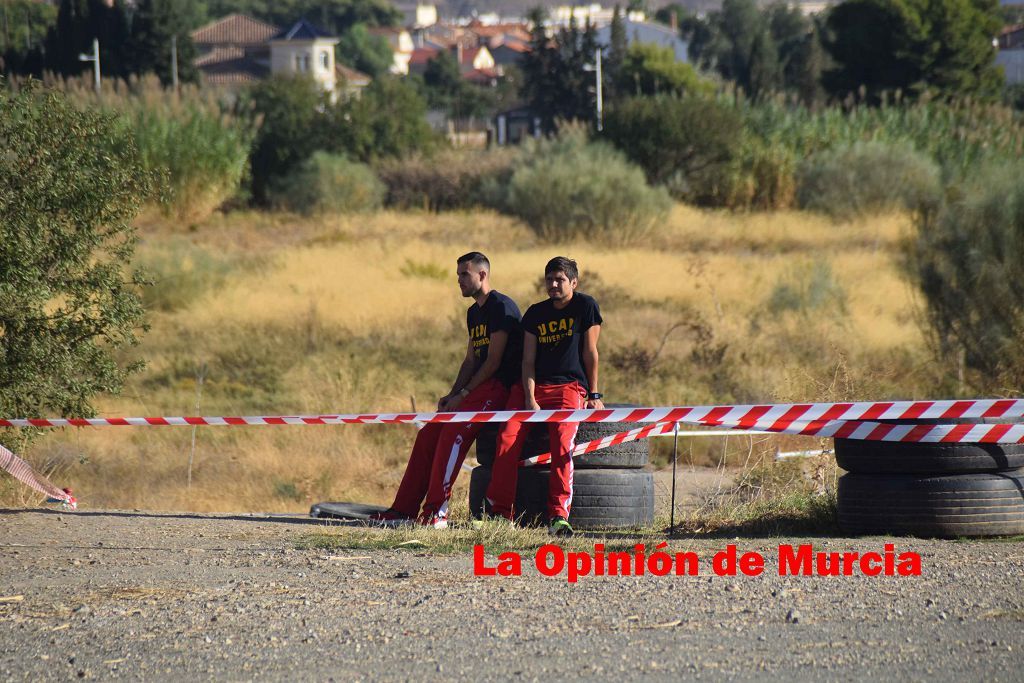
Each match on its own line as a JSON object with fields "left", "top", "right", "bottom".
{"left": 485, "top": 381, "right": 587, "bottom": 521}
{"left": 390, "top": 378, "right": 509, "bottom": 522}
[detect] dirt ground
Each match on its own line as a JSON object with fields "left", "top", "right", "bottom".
{"left": 2, "top": 467, "right": 1024, "bottom": 683}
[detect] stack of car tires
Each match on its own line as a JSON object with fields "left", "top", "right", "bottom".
{"left": 836, "top": 419, "right": 1024, "bottom": 537}
{"left": 468, "top": 404, "right": 654, "bottom": 529}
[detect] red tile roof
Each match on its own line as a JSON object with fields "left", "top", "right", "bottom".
{"left": 191, "top": 13, "right": 281, "bottom": 47}
{"left": 197, "top": 54, "right": 269, "bottom": 84}
{"left": 463, "top": 67, "right": 501, "bottom": 84}
{"left": 465, "top": 23, "right": 530, "bottom": 41}
{"left": 410, "top": 47, "right": 440, "bottom": 65}
{"left": 336, "top": 63, "right": 371, "bottom": 85}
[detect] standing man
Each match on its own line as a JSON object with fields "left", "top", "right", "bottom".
{"left": 485, "top": 256, "right": 604, "bottom": 537}
{"left": 370, "top": 252, "right": 522, "bottom": 528}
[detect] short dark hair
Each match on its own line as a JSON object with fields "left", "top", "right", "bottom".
{"left": 457, "top": 252, "right": 490, "bottom": 271}
{"left": 545, "top": 256, "right": 578, "bottom": 281}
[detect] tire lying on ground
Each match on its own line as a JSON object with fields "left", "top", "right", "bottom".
{"left": 837, "top": 470, "right": 1024, "bottom": 538}
{"left": 310, "top": 502, "right": 389, "bottom": 520}
{"left": 835, "top": 418, "right": 1024, "bottom": 474}
{"left": 474, "top": 403, "right": 648, "bottom": 469}
{"left": 468, "top": 465, "right": 654, "bottom": 529}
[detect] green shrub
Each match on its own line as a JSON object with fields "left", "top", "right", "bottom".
{"left": 268, "top": 152, "right": 384, "bottom": 214}
{"left": 796, "top": 140, "right": 941, "bottom": 220}
{"left": 328, "top": 75, "right": 439, "bottom": 163}
{"left": 504, "top": 130, "right": 672, "bottom": 244}
{"left": 242, "top": 75, "right": 329, "bottom": 205}
{"left": 375, "top": 148, "right": 521, "bottom": 211}
{"left": 767, "top": 260, "right": 847, "bottom": 317}
{"left": 603, "top": 95, "right": 744, "bottom": 203}
{"left": 907, "top": 160, "right": 1024, "bottom": 391}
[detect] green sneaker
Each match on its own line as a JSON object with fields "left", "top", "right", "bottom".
{"left": 548, "top": 517, "right": 574, "bottom": 537}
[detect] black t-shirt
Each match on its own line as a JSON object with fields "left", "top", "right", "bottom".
{"left": 522, "top": 292, "right": 603, "bottom": 390}
{"left": 467, "top": 290, "right": 523, "bottom": 388}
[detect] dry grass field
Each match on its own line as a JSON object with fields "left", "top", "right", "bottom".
{"left": 3, "top": 205, "right": 937, "bottom": 513}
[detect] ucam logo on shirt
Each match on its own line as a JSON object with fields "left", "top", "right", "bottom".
{"left": 537, "top": 317, "right": 575, "bottom": 344}
{"left": 470, "top": 323, "right": 490, "bottom": 356}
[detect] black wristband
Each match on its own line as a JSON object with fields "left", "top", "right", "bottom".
{"left": 587, "top": 392, "right": 603, "bottom": 400}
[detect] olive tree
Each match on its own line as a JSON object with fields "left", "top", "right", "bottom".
{"left": 0, "top": 84, "right": 151, "bottom": 445}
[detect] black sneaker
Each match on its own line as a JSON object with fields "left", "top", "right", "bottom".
{"left": 548, "top": 516, "right": 574, "bottom": 537}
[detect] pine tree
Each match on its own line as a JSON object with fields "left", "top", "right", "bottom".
{"left": 129, "top": 0, "right": 202, "bottom": 85}
{"left": 520, "top": 7, "right": 559, "bottom": 133}
{"left": 45, "top": 0, "right": 131, "bottom": 78}
{"left": 605, "top": 5, "right": 627, "bottom": 101}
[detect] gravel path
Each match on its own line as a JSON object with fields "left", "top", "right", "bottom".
{"left": 2, "top": 508, "right": 1023, "bottom": 681}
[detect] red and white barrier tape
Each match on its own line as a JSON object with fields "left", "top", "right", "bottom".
{"left": 0, "top": 444, "right": 76, "bottom": 509}
{"left": 5, "top": 398, "right": 1023, "bottom": 505}
{"left": 3, "top": 397, "right": 1022, "bottom": 442}
{"left": 522, "top": 421, "right": 678, "bottom": 467}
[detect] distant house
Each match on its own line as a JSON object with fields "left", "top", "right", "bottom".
{"left": 395, "top": 2, "right": 438, "bottom": 29}
{"left": 998, "top": 51, "right": 1024, "bottom": 85}
{"left": 269, "top": 20, "right": 341, "bottom": 93}
{"left": 594, "top": 19, "right": 689, "bottom": 63}
{"left": 489, "top": 41, "right": 530, "bottom": 67}
{"left": 191, "top": 15, "right": 370, "bottom": 98}
{"left": 368, "top": 27, "right": 415, "bottom": 75}
{"left": 192, "top": 14, "right": 280, "bottom": 85}
{"left": 408, "top": 44, "right": 497, "bottom": 80}
{"left": 1000, "top": 24, "right": 1024, "bottom": 49}
{"left": 336, "top": 62, "right": 373, "bottom": 94}
{"left": 494, "top": 106, "right": 542, "bottom": 145}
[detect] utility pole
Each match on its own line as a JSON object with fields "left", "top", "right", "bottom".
{"left": 594, "top": 46, "right": 603, "bottom": 132}
{"left": 78, "top": 38, "right": 101, "bottom": 94}
{"left": 171, "top": 35, "right": 179, "bottom": 90}
{"left": 584, "top": 47, "right": 604, "bottom": 132}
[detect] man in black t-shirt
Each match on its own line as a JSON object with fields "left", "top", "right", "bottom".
{"left": 485, "top": 256, "right": 604, "bottom": 537}
{"left": 369, "top": 252, "right": 523, "bottom": 529}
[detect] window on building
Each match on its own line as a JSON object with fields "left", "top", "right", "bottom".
{"left": 320, "top": 50, "right": 330, "bottom": 71}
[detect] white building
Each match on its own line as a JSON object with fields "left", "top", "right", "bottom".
{"left": 396, "top": 3, "right": 438, "bottom": 28}
{"left": 269, "top": 20, "right": 341, "bottom": 93}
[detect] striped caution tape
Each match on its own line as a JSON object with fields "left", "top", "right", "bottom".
{"left": 4, "top": 397, "right": 1022, "bottom": 505}
{"left": 0, "top": 444, "right": 76, "bottom": 509}
{"left": 2, "top": 397, "right": 1022, "bottom": 442}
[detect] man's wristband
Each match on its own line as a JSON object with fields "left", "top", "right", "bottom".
{"left": 587, "top": 392, "right": 603, "bottom": 400}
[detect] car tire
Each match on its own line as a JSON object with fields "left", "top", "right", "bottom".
{"left": 469, "top": 465, "right": 654, "bottom": 529}
{"left": 835, "top": 417, "right": 1024, "bottom": 473}
{"left": 837, "top": 470, "right": 1024, "bottom": 538}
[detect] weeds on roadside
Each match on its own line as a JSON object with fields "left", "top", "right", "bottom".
{"left": 299, "top": 521, "right": 666, "bottom": 556}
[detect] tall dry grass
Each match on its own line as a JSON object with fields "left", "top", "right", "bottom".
{"left": 7, "top": 205, "right": 934, "bottom": 512}
{"left": 8, "top": 74, "right": 254, "bottom": 223}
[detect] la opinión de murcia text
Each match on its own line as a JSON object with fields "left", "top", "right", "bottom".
{"left": 473, "top": 543, "right": 922, "bottom": 583}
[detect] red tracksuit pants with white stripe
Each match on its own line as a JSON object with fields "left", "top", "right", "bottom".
{"left": 390, "top": 378, "right": 509, "bottom": 523}
{"left": 485, "top": 381, "right": 587, "bottom": 521}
